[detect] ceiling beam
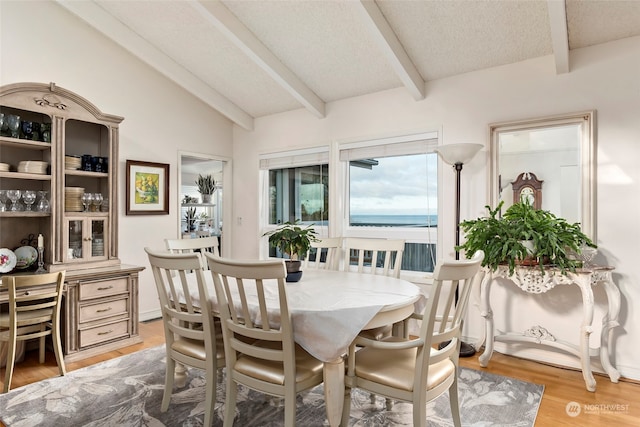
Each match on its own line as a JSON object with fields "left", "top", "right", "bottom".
{"left": 547, "top": 0, "right": 570, "bottom": 74}
{"left": 191, "top": 0, "right": 325, "bottom": 119}
{"left": 353, "top": 0, "right": 425, "bottom": 101}
{"left": 55, "top": 0, "right": 254, "bottom": 130}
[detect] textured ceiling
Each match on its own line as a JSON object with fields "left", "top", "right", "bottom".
{"left": 57, "top": 0, "right": 640, "bottom": 130}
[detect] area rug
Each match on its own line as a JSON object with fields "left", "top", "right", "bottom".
{"left": 0, "top": 345, "right": 543, "bottom": 426}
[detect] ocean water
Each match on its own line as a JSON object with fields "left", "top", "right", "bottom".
{"left": 350, "top": 214, "right": 437, "bottom": 227}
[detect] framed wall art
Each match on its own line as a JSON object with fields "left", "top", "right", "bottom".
{"left": 126, "top": 160, "right": 169, "bottom": 215}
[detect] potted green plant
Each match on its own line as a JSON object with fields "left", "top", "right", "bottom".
{"left": 457, "top": 200, "right": 596, "bottom": 275}
{"left": 184, "top": 207, "right": 197, "bottom": 232}
{"left": 195, "top": 174, "right": 216, "bottom": 203}
{"left": 262, "top": 220, "right": 319, "bottom": 282}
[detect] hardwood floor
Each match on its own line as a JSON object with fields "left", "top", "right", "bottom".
{"left": 2, "top": 319, "right": 638, "bottom": 426}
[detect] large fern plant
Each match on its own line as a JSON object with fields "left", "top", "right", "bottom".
{"left": 457, "top": 201, "right": 596, "bottom": 274}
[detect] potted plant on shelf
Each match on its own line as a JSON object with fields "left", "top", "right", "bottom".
{"left": 196, "top": 174, "right": 216, "bottom": 203}
{"left": 263, "top": 220, "right": 319, "bottom": 282}
{"left": 184, "top": 207, "right": 197, "bottom": 232}
{"left": 456, "top": 200, "right": 596, "bottom": 275}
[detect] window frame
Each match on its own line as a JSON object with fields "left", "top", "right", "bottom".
{"left": 337, "top": 131, "right": 441, "bottom": 281}
{"left": 259, "top": 130, "right": 443, "bottom": 282}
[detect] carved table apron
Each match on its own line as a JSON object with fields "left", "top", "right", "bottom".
{"left": 478, "top": 265, "right": 620, "bottom": 392}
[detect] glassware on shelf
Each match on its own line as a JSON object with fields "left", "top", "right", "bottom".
{"left": 6, "top": 189, "right": 21, "bottom": 211}
{"left": 37, "top": 190, "right": 50, "bottom": 212}
{"left": 0, "top": 113, "right": 4, "bottom": 134}
{"left": 41, "top": 123, "right": 51, "bottom": 142}
{"left": 22, "top": 190, "right": 36, "bottom": 211}
{"left": 0, "top": 190, "right": 8, "bottom": 212}
{"left": 92, "top": 193, "right": 103, "bottom": 212}
{"left": 21, "top": 121, "right": 34, "bottom": 140}
{"left": 6, "top": 114, "right": 21, "bottom": 138}
{"left": 81, "top": 193, "right": 93, "bottom": 212}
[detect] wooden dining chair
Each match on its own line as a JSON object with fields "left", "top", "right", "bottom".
{"left": 145, "top": 248, "right": 224, "bottom": 427}
{"left": 204, "top": 254, "right": 324, "bottom": 427}
{"left": 342, "top": 250, "right": 485, "bottom": 427}
{"left": 165, "top": 235, "right": 220, "bottom": 269}
{"left": 304, "top": 237, "right": 342, "bottom": 270}
{"left": 0, "top": 271, "right": 66, "bottom": 393}
{"left": 342, "top": 237, "right": 405, "bottom": 278}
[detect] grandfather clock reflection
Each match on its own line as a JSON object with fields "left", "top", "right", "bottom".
{"left": 511, "top": 172, "right": 543, "bottom": 209}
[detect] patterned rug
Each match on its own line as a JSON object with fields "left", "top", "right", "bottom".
{"left": 0, "top": 345, "right": 543, "bottom": 426}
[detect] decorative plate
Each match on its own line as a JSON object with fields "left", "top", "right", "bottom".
{"left": 15, "top": 245, "right": 38, "bottom": 269}
{"left": 0, "top": 248, "right": 17, "bottom": 273}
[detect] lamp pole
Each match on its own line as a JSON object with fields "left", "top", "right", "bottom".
{"left": 454, "top": 162, "right": 463, "bottom": 261}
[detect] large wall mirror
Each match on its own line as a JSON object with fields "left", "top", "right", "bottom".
{"left": 489, "top": 111, "right": 596, "bottom": 239}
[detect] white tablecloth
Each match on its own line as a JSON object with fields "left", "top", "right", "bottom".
{"left": 181, "top": 268, "right": 424, "bottom": 362}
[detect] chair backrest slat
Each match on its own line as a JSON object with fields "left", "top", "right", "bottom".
{"left": 416, "top": 250, "right": 485, "bottom": 381}
{"left": 206, "top": 255, "right": 291, "bottom": 364}
{"left": 165, "top": 236, "right": 220, "bottom": 270}
{"left": 145, "top": 248, "right": 215, "bottom": 351}
{"left": 305, "top": 237, "right": 342, "bottom": 270}
{"left": 2, "top": 272, "right": 66, "bottom": 346}
{"left": 342, "top": 237, "right": 405, "bottom": 277}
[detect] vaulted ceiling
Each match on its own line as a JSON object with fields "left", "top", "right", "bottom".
{"left": 57, "top": 0, "right": 640, "bottom": 130}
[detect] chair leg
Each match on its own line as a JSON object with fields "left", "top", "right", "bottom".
{"left": 223, "top": 381, "right": 238, "bottom": 427}
{"left": 39, "top": 327, "right": 46, "bottom": 364}
{"left": 161, "top": 357, "right": 176, "bottom": 412}
{"left": 284, "top": 387, "right": 296, "bottom": 427}
{"left": 203, "top": 366, "right": 217, "bottom": 427}
{"left": 52, "top": 330, "right": 67, "bottom": 376}
{"left": 3, "top": 337, "right": 17, "bottom": 393}
{"left": 449, "top": 375, "right": 462, "bottom": 427}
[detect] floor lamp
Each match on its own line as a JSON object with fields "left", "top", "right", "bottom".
{"left": 435, "top": 142, "right": 483, "bottom": 357}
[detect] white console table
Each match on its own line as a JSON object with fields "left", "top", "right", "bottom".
{"left": 478, "top": 265, "right": 621, "bottom": 392}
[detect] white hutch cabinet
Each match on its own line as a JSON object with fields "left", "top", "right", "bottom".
{"left": 0, "top": 82, "right": 143, "bottom": 362}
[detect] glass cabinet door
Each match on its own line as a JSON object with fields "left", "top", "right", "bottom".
{"left": 65, "top": 216, "right": 108, "bottom": 262}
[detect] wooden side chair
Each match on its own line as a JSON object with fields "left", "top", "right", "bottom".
{"left": 205, "top": 254, "right": 324, "bottom": 427}
{"left": 145, "top": 248, "right": 224, "bottom": 427}
{"left": 342, "top": 250, "right": 485, "bottom": 427}
{"left": 304, "top": 237, "right": 342, "bottom": 270}
{"left": 165, "top": 235, "right": 220, "bottom": 269}
{"left": 0, "top": 271, "right": 66, "bottom": 393}
{"left": 342, "top": 237, "right": 405, "bottom": 278}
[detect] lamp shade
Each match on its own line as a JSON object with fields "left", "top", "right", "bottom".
{"left": 435, "top": 143, "right": 483, "bottom": 165}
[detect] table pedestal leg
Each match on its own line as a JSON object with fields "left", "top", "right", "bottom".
{"left": 324, "top": 358, "right": 345, "bottom": 427}
{"left": 575, "top": 276, "right": 597, "bottom": 392}
{"left": 600, "top": 276, "right": 621, "bottom": 382}
{"left": 478, "top": 275, "right": 494, "bottom": 367}
{"left": 174, "top": 362, "right": 188, "bottom": 388}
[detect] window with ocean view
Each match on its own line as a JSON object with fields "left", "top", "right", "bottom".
{"left": 347, "top": 152, "right": 438, "bottom": 272}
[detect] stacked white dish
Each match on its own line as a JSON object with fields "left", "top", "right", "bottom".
{"left": 65, "top": 186, "right": 84, "bottom": 212}
{"left": 18, "top": 160, "right": 48, "bottom": 174}
{"left": 65, "top": 155, "right": 82, "bottom": 170}
{"left": 92, "top": 238, "right": 104, "bottom": 257}
{"left": 0, "top": 162, "right": 9, "bottom": 172}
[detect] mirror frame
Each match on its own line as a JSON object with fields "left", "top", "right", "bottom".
{"left": 489, "top": 110, "right": 596, "bottom": 240}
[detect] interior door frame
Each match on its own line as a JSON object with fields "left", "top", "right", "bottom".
{"left": 178, "top": 150, "right": 232, "bottom": 257}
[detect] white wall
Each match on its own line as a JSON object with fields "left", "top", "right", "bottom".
{"left": 232, "top": 36, "right": 640, "bottom": 380}
{"left": 1, "top": 1, "right": 234, "bottom": 321}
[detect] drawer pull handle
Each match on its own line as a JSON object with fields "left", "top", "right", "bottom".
{"left": 97, "top": 285, "right": 113, "bottom": 291}
{"left": 96, "top": 307, "right": 112, "bottom": 313}
{"left": 97, "top": 330, "right": 113, "bottom": 336}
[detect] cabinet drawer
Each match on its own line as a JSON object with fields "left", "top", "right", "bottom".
{"left": 79, "top": 298, "right": 128, "bottom": 323}
{"left": 80, "top": 278, "right": 128, "bottom": 300}
{"left": 80, "top": 319, "right": 129, "bottom": 348}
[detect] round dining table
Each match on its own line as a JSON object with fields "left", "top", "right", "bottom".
{"left": 182, "top": 267, "right": 425, "bottom": 427}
